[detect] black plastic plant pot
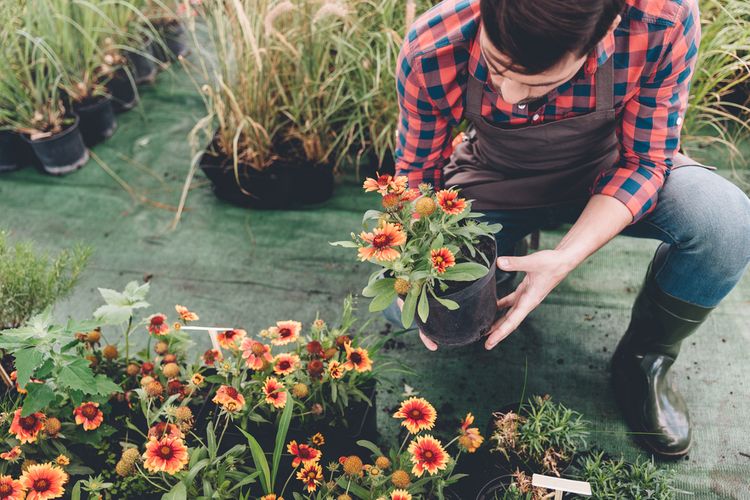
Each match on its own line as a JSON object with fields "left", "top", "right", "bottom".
{"left": 107, "top": 69, "right": 139, "bottom": 113}
{"left": 23, "top": 116, "right": 89, "bottom": 175}
{"left": 127, "top": 39, "right": 158, "bottom": 85}
{"left": 73, "top": 95, "right": 117, "bottom": 147}
{"left": 414, "top": 237, "right": 498, "bottom": 347}
{"left": 153, "top": 21, "right": 189, "bottom": 62}
{"left": 0, "top": 130, "right": 21, "bottom": 172}
{"left": 476, "top": 476, "right": 514, "bottom": 500}
{"left": 200, "top": 144, "right": 335, "bottom": 209}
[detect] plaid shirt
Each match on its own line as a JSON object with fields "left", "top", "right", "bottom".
{"left": 395, "top": 0, "right": 700, "bottom": 221}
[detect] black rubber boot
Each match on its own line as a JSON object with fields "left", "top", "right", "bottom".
{"left": 612, "top": 246, "right": 713, "bottom": 458}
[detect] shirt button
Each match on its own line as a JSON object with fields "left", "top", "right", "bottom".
{"left": 517, "top": 104, "right": 527, "bottom": 110}
{"left": 532, "top": 113, "right": 541, "bottom": 122}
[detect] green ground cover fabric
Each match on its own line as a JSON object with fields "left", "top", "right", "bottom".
{"left": 0, "top": 66, "right": 748, "bottom": 498}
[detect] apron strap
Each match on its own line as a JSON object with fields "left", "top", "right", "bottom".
{"left": 595, "top": 55, "right": 614, "bottom": 111}
{"left": 466, "top": 73, "right": 484, "bottom": 118}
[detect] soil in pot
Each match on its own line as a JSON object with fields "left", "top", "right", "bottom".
{"left": 73, "top": 95, "right": 117, "bottom": 147}
{"left": 107, "top": 69, "right": 139, "bottom": 112}
{"left": 127, "top": 39, "right": 159, "bottom": 85}
{"left": 153, "top": 21, "right": 190, "bottom": 62}
{"left": 23, "top": 116, "right": 89, "bottom": 175}
{"left": 200, "top": 140, "right": 335, "bottom": 209}
{"left": 0, "top": 130, "right": 22, "bottom": 172}
{"left": 413, "top": 236, "right": 498, "bottom": 348}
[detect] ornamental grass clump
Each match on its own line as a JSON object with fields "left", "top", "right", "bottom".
{"left": 574, "top": 451, "right": 677, "bottom": 499}
{"left": 333, "top": 174, "right": 501, "bottom": 328}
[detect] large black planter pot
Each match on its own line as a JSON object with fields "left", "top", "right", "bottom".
{"left": 107, "top": 69, "right": 139, "bottom": 112}
{"left": 153, "top": 21, "right": 189, "bottom": 62}
{"left": 200, "top": 146, "right": 335, "bottom": 209}
{"left": 73, "top": 96, "right": 117, "bottom": 147}
{"left": 414, "top": 237, "right": 498, "bottom": 347}
{"left": 23, "top": 116, "right": 89, "bottom": 175}
{"left": 0, "top": 130, "right": 22, "bottom": 172}
{"left": 127, "top": 39, "right": 158, "bottom": 85}
{"left": 360, "top": 148, "right": 395, "bottom": 179}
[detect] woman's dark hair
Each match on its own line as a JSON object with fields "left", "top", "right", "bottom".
{"left": 479, "top": 0, "right": 626, "bottom": 74}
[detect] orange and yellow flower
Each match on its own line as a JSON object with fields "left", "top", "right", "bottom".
{"left": 273, "top": 353, "right": 300, "bottom": 376}
{"left": 174, "top": 305, "right": 199, "bottom": 322}
{"left": 73, "top": 402, "right": 103, "bottom": 431}
{"left": 9, "top": 408, "right": 45, "bottom": 444}
{"left": 295, "top": 462, "right": 323, "bottom": 493}
{"left": 212, "top": 385, "right": 246, "bottom": 413}
{"left": 393, "top": 398, "right": 437, "bottom": 434}
{"left": 458, "top": 413, "right": 484, "bottom": 453}
{"left": 363, "top": 174, "right": 407, "bottom": 195}
{"left": 269, "top": 321, "right": 302, "bottom": 346}
{"left": 358, "top": 222, "right": 407, "bottom": 262}
{"left": 148, "top": 422, "right": 184, "bottom": 440}
{"left": 263, "top": 377, "right": 287, "bottom": 409}
{"left": 143, "top": 435, "right": 189, "bottom": 475}
{"left": 343, "top": 342, "right": 372, "bottom": 372}
{"left": 240, "top": 339, "right": 273, "bottom": 369}
{"left": 435, "top": 189, "right": 466, "bottom": 215}
{"left": 202, "top": 348, "right": 223, "bottom": 366}
{"left": 217, "top": 329, "right": 246, "bottom": 349}
{"left": 408, "top": 435, "right": 449, "bottom": 477}
{"left": 287, "top": 440, "right": 321, "bottom": 468}
{"left": 20, "top": 463, "right": 68, "bottom": 500}
{"left": 0, "top": 447, "right": 21, "bottom": 463}
{"left": 147, "top": 313, "right": 169, "bottom": 335}
{"left": 327, "top": 360, "right": 344, "bottom": 379}
{"left": 391, "top": 490, "right": 413, "bottom": 500}
{"left": 0, "top": 474, "right": 24, "bottom": 500}
{"left": 430, "top": 247, "right": 456, "bottom": 274}
{"left": 260, "top": 495, "right": 283, "bottom": 500}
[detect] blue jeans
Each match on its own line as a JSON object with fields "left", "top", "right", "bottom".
{"left": 481, "top": 166, "right": 750, "bottom": 308}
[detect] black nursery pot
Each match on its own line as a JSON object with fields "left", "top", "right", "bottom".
{"left": 414, "top": 237, "right": 498, "bottom": 347}
{"left": 127, "top": 39, "right": 158, "bottom": 85}
{"left": 23, "top": 116, "right": 89, "bottom": 175}
{"left": 153, "top": 21, "right": 189, "bottom": 62}
{"left": 0, "top": 130, "right": 21, "bottom": 172}
{"left": 107, "top": 69, "right": 139, "bottom": 112}
{"left": 73, "top": 95, "right": 117, "bottom": 147}
{"left": 199, "top": 144, "right": 335, "bottom": 209}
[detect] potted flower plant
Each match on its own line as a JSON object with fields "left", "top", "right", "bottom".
{"left": 333, "top": 174, "right": 502, "bottom": 347}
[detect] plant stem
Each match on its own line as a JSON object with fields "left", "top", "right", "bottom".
{"left": 280, "top": 466, "right": 296, "bottom": 498}
{"left": 124, "top": 315, "right": 133, "bottom": 365}
{"left": 398, "top": 432, "right": 411, "bottom": 455}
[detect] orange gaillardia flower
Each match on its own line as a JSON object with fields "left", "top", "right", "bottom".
{"left": 260, "top": 495, "right": 283, "bottom": 500}
{"left": 430, "top": 247, "right": 456, "bottom": 274}
{"left": 286, "top": 440, "right": 321, "bottom": 468}
{"left": 0, "top": 447, "right": 21, "bottom": 462}
{"left": 9, "top": 409, "right": 45, "bottom": 444}
{"left": 393, "top": 398, "right": 437, "bottom": 434}
{"left": 458, "top": 413, "right": 484, "bottom": 453}
{"left": 327, "top": 360, "right": 344, "bottom": 379}
{"left": 295, "top": 462, "right": 323, "bottom": 493}
{"left": 343, "top": 343, "right": 372, "bottom": 372}
{"left": 202, "top": 348, "right": 223, "bottom": 366}
{"left": 435, "top": 189, "right": 467, "bottom": 215}
{"left": 217, "top": 329, "right": 246, "bottom": 349}
{"left": 240, "top": 339, "right": 273, "bottom": 369}
{"left": 148, "top": 422, "right": 184, "bottom": 440}
{"left": 0, "top": 474, "right": 24, "bottom": 500}
{"left": 20, "top": 463, "right": 68, "bottom": 500}
{"left": 174, "top": 305, "right": 199, "bottom": 322}
{"left": 212, "top": 386, "right": 246, "bottom": 413}
{"left": 363, "top": 174, "right": 407, "bottom": 195}
{"left": 269, "top": 321, "right": 302, "bottom": 346}
{"left": 147, "top": 314, "right": 169, "bottom": 335}
{"left": 143, "top": 436, "right": 189, "bottom": 475}
{"left": 263, "top": 377, "right": 287, "bottom": 409}
{"left": 73, "top": 402, "right": 103, "bottom": 431}
{"left": 358, "top": 222, "right": 407, "bottom": 262}
{"left": 273, "top": 353, "right": 300, "bottom": 376}
{"left": 391, "top": 490, "right": 413, "bottom": 500}
{"left": 408, "top": 435, "right": 449, "bottom": 477}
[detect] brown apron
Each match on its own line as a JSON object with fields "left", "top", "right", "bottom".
{"left": 443, "top": 55, "right": 703, "bottom": 210}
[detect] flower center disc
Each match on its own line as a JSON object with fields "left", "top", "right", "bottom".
{"left": 20, "top": 416, "right": 38, "bottom": 430}
{"left": 160, "top": 445, "right": 173, "bottom": 458}
{"left": 410, "top": 409, "right": 422, "bottom": 418}
{"left": 424, "top": 450, "right": 434, "bottom": 459}
{"left": 33, "top": 479, "right": 50, "bottom": 492}
{"left": 0, "top": 484, "right": 12, "bottom": 495}
{"left": 82, "top": 405, "right": 97, "bottom": 418}
{"left": 372, "top": 234, "right": 389, "bottom": 248}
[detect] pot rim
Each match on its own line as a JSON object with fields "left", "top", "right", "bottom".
{"left": 73, "top": 94, "right": 113, "bottom": 112}
{"left": 21, "top": 115, "right": 81, "bottom": 145}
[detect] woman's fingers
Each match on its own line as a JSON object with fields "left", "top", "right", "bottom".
{"left": 419, "top": 330, "right": 438, "bottom": 351}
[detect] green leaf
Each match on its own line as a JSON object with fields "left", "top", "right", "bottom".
{"left": 271, "top": 393, "right": 294, "bottom": 489}
{"left": 21, "top": 383, "right": 56, "bottom": 416}
{"left": 400, "top": 287, "right": 419, "bottom": 329}
{"left": 417, "top": 285, "right": 430, "bottom": 323}
{"left": 93, "top": 375, "right": 121, "bottom": 396}
{"left": 206, "top": 421, "right": 217, "bottom": 461}
{"left": 368, "top": 290, "right": 396, "bottom": 313}
{"left": 362, "top": 278, "right": 395, "bottom": 298}
{"left": 356, "top": 439, "right": 383, "bottom": 456}
{"left": 362, "top": 209, "right": 383, "bottom": 223}
{"left": 14, "top": 348, "right": 43, "bottom": 389}
{"left": 70, "top": 480, "right": 82, "bottom": 500}
{"left": 58, "top": 358, "right": 97, "bottom": 394}
{"left": 433, "top": 295, "right": 459, "bottom": 310}
{"left": 431, "top": 232, "right": 445, "bottom": 250}
{"left": 336, "top": 476, "right": 371, "bottom": 499}
{"left": 161, "top": 481, "right": 186, "bottom": 500}
{"left": 239, "top": 428, "right": 271, "bottom": 493}
{"left": 440, "top": 262, "right": 489, "bottom": 281}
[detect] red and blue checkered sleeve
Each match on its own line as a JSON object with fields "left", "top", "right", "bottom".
{"left": 593, "top": 0, "right": 700, "bottom": 222}
{"left": 394, "top": 42, "right": 454, "bottom": 189}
